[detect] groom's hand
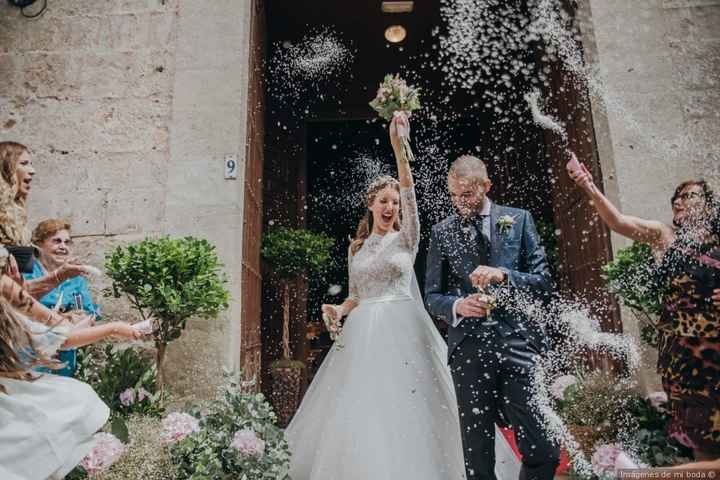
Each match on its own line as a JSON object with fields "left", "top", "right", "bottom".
{"left": 470, "top": 266, "right": 506, "bottom": 290}
{"left": 457, "top": 294, "right": 488, "bottom": 318}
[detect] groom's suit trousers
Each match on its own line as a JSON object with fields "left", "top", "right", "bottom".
{"left": 450, "top": 324, "right": 560, "bottom": 480}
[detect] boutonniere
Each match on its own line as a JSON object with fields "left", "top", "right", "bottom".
{"left": 496, "top": 215, "right": 516, "bottom": 236}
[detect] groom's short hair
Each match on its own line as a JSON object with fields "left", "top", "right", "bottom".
{"left": 448, "top": 155, "right": 488, "bottom": 183}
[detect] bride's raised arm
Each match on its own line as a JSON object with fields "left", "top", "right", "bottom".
{"left": 389, "top": 114, "right": 419, "bottom": 252}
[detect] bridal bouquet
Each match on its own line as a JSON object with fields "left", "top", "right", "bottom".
{"left": 322, "top": 306, "right": 344, "bottom": 349}
{"left": 369, "top": 74, "right": 421, "bottom": 162}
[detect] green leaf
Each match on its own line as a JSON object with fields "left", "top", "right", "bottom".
{"left": 110, "top": 415, "right": 130, "bottom": 443}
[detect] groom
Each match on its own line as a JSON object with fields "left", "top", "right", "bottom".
{"left": 425, "top": 155, "right": 560, "bottom": 480}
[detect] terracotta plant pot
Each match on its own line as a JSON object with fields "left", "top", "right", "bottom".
{"left": 269, "top": 359, "right": 305, "bottom": 427}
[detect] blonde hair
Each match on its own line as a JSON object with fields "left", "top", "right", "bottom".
{"left": 32, "top": 218, "right": 72, "bottom": 245}
{"left": 448, "top": 155, "right": 488, "bottom": 184}
{"left": 0, "top": 142, "right": 31, "bottom": 245}
{"left": 349, "top": 175, "right": 401, "bottom": 256}
{"left": 0, "top": 247, "right": 54, "bottom": 391}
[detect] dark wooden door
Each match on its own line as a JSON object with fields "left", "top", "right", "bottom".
{"left": 541, "top": 2, "right": 621, "bottom": 334}
{"left": 240, "top": 0, "right": 266, "bottom": 387}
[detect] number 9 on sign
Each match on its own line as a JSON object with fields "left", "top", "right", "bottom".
{"left": 225, "top": 155, "right": 238, "bottom": 179}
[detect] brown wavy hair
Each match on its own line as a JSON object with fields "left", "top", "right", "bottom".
{"left": 0, "top": 141, "right": 31, "bottom": 245}
{"left": 349, "top": 175, "right": 401, "bottom": 256}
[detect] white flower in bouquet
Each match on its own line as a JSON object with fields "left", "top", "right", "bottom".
{"left": 549, "top": 374, "right": 577, "bottom": 401}
{"left": 160, "top": 412, "right": 200, "bottom": 444}
{"left": 80, "top": 432, "right": 127, "bottom": 476}
{"left": 369, "top": 74, "right": 421, "bottom": 162}
{"left": 230, "top": 428, "right": 266, "bottom": 457}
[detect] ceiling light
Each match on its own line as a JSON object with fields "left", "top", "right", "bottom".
{"left": 381, "top": 1, "right": 414, "bottom": 13}
{"left": 384, "top": 25, "right": 407, "bottom": 43}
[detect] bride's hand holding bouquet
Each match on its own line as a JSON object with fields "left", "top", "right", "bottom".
{"left": 321, "top": 304, "right": 343, "bottom": 340}
{"left": 369, "top": 74, "right": 421, "bottom": 163}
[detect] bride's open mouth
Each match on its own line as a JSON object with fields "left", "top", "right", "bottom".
{"left": 381, "top": 212, "right": 394, "bottom": 224}
{"left": 22, "top": 177, "right": 32, "bottom": 190}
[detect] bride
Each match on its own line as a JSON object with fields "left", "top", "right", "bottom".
{"left": 285, "top": 115, "right": 520, "bottom": 479}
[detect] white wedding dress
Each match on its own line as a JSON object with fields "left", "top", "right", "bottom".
{"left": 285, "top": 186, "right": 520, "bottom": 480}
{"left": 0, "top": 316, "right": 110, "bottom": 480}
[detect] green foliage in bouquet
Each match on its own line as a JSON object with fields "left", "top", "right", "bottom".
{"left": 602, "top": 242, "right": 665, "bottom": 346}
{"left": 76, "top": 344, "right": 164, "bottom": 421}
{"left": 626, "top": 397, "right": 692, "bottom": 467}
{"left": 369, "top": 73, "right": 421, "bottom": 121}
{"left": 262, "top": 227, "right": 334, "bottom": 359}
{"left": 105, "top": 237, "right": 230, "bottom": 390}
{"left": 171, "top": 380, "right": 291, "bottom": 480}
{"left": 557, "top": 371, "right": 639, "bottom": 441}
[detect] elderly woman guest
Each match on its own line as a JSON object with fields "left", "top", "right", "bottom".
{"left": 0, "top": 141, "right": 88, "bottom": 299}
{"left": 23, "top": 219, "right": 101, "bottom": 376}
{"left": 568, "top": 160, "right": 720, "bottom": 460}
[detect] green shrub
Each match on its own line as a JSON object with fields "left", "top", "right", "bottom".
{"left": 171, "top": 380, "right": 291, "bottom": 480}
{"left": 602, "top": 242, "right": 665, "bottom": 346}
{"left": 105, "top": 237, "right": 230, "bottom": 390}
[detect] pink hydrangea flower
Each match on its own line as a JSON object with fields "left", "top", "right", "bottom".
{"left": 646, "top": 391, "right": 668, "bottom": 410}
{"left": 549, "top": 374, "right": 577, "bottom": 400}
{"left": 137, "top": 387, "right": 151, "bottom": 402}
{"left": 614, "top": 452, "right": 640, "bottom": 470}
{"left": 160, "top": 412, "right": 200, "bottom": 444}
{"left": 119, "top": 388, "right": 135, "bottom": 407}
{"left": 80, "top": 432, "right": 127, "bottom": 476}
{"left": 670, "top": 430, "right": 697, "bottom": 449}
{"left": 230, "top": 428, "right": 266, "bottom": 457}
{"left": 591, "top": 444, "right": 641, "bottom": 474}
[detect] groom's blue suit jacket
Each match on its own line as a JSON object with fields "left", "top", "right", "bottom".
{"left": 424, "top": 202, "right": 553, "bottom": 361}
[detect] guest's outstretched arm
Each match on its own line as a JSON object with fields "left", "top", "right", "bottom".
{"left": 0, "top": 274, "right": 66, "bottom": 326}
{"left": 569, "top": 162, "right": 670, "bottom": 245}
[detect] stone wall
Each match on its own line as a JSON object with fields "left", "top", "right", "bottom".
{"left": 0, "top": 0, "right": 252, "bottom": 399}
{"left": 582, "top": 0, "right": 719, "bottom": 236}
{"left": 580, "top": 0, "right": 720, "bottom": 389}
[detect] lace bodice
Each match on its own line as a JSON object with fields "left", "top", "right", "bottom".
{"left": 347, "top": 186, "right": 420, "bottom": 301}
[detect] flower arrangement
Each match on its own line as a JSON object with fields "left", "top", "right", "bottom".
{"left": 169, "top": 379, "right": 291, "bottom": 480}
{"left": 369, "top": 74, "right": 421, "bottom": 162}
{"left": 554, "top": 370, "right": 639, "bottom": 457}
{"left": 76, "top": 343, "right": 164, "bottom": 422}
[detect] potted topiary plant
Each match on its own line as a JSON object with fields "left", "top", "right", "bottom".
{"left": 105, "top": 237, "right": 230, "bottom": 395}
{"left": 261, "top": 227, "right": 333, "bottom": 425}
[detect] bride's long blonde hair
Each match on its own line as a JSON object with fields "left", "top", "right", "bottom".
{"left": 350, "top": 175, "right": 401, "bottom": 256}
